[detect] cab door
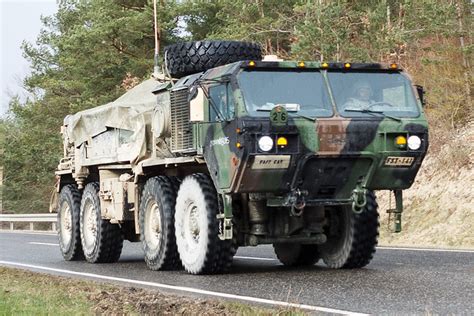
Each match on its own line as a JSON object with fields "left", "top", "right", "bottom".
{"left": 199, "top": 83, "right": 241, "bottom": 192}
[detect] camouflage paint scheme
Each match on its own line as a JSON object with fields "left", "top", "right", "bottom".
{"left": 51, "top": 58, "right": 428, "bottom": 242}
{"left": 189, "top": 61, "right": 428, "bottom": 214}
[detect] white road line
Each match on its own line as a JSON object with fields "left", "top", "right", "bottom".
{"left": 234, "top": 255, "right": 276, "bottom": 261}
{"left": 0, "top": 260, "right": 367, "bottom": 316}
{"left": 0, "top": 231, "right": 56, "bottom": 236}
{"left": 29, "top": 242, "right": 58, "bottom": 246}
{"left": 377, "top": 246, "right": 474, "bottom": 253}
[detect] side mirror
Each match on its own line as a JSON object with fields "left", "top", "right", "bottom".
{"left": 415, "top": 85, "right": 426, "bottom": 107}
{"left": 188, "top": 85, "right": 199, "bottom": 102}
{"left": 190, "top": 87, "right": 205, "bottom": 122}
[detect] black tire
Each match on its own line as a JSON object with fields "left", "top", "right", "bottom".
{"left": 80, "top": 182, "right": 124, "bottom": 263}
{"left": 214, "top": 237, "right": 238, "bottom": 273}
{"left": 139, "top": 176, "right": 181, "bottom": 271}
{"left": 273, "top": 243, "right": 320, "bottom": 267}
{"left": 164, "top": 40, "right": 262, "bottom": 78}
{"left": 319, "top": 191, "right": 379, "bottom": 269}
{"left": 57, "top": 185, "right": 83, "bottom": 261}
{"left": 175, "top": 173, "right": 235, "bottom": 274}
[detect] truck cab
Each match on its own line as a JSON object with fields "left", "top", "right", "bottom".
{"left": 53, "top": 41, "right": 428, "bottom": 274}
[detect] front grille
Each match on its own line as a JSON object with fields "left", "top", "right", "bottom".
{"left": 170, "top": 89, "right": 193, "bottom": 153}
{"left": 299, "top": 157, "right": 372, "bottom": 199}
{"left": 316, "top": 186, "right": 337, "bottom": 198}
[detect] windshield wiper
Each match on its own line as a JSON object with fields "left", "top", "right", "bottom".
{"left": 289, "top": 113, "right": 316, "bottom": 122}
{"left": 256, "top": 107, "right": 316, "bottom": 122}
{"left": 345, "top": 108, "right": 401, "bottom": 122}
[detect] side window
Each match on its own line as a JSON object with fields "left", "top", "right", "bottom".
{"left": 208, "top": 83, "right": 235, "bottom": 122}
{"left": 226, "top": 84, "right": 235, "bottom": 118}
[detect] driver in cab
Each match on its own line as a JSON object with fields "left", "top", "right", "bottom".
{"left": 343, "top": 81, "right": 376, "bottom": 110}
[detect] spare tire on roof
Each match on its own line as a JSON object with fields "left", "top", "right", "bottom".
{"left": 164, "top": 40, "right": 262, "bottom": 78}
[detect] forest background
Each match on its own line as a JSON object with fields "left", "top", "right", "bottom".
{"left": 0, "top": 0, "right": 472, "bottom": 215}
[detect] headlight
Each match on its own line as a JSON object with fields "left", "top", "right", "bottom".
{"left": 258, "top": 136, "right": 274, "bottom": 152}
{"left": 407, "top": 135, "right": 421, "bottom": 150}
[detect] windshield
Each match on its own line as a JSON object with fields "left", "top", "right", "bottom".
{"left": 327, "top": 71, "right": 419, "bottom": 118}
{"left": 237, "top": 70, "right": 333, "bottom": 117}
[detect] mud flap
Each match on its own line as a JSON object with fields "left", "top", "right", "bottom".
{"left": 387, "top": 190, "right": 403, "bottom": 233}
{"left": 49, "top": 180, "right": 60, "bottom": 213}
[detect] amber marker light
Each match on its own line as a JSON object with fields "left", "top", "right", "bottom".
{"left": 248, "top": 60, "right": 256, "bottom": 67}
{"left": 236, "top": 128, "right": 242, "bottom": 134}
{"left": 344, "top": 63, "right": 351, "bottom": 69}
{"left": 321, "top": 62, "right": 329, "bottom": 69}
{"left": 390, "top": 63, "right": 398, "bottom": 70}
{"left": 277, "top": 136, "right": 288, "bottom": 147}
{"left": 395, "top": 135, "right": 407, "bottom": 149}
{"left": 236, "top": 142, "right": 243, "bottom": 149}
{"left": 297, "top": 61, "right": 305, "bottom": 68}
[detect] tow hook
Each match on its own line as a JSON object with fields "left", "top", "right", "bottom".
{"left": 289, "top": 189, "right": 307, "bottom": 216}
{"left": 351, "top": 185, "right": 368, "bottom": 214}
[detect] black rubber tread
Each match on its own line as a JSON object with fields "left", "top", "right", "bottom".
{"left": 139, "top": 176, "right": 181, "bottom": 271}
{"left": 58, "top": 184, "right": 84, "bottom": 261}
{"left": 202, "top": 183, "right": 238, "bottom": 273}
{"left": 273, "top": 243, "right": 320, "bottom": 267}
{"left": 215, "top": 223, "right": 239, "bottom": 273}
{"left": 168, "top": 176, "right": 181, "bottom": 193}
{"left": 164, "top": 40, "right": 262, "bottom": 78}
{"left": 80, "top": 182, "right": 124, "bottom": 263}
{"left": 214, "top": 230, "right": 238, "bottom": 273}
{"left": 319, "top": 191, "right": 379, "bottom": 269}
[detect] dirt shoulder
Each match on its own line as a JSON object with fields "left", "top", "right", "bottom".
{"left": 0, "top": 266, "right": 302, "bottom": 315}
{"left": 378, "top": 123, "right": 474, "bottom": 248}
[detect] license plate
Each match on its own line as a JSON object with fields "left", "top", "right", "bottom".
{"left": 385, "top": 156, "right": 415, "bottom": 167}
{"left": 252, "top": 155, "right": 291, "bottom": 169}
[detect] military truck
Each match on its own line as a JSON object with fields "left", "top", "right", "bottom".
{"left": 51, "top": 40, "right": 428, "bottom": 274}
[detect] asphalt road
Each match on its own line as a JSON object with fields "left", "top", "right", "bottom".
{"left": 0, "top": 231, "right": 473, "bottom": 315}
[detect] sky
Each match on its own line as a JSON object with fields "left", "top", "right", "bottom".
{"left": 0, "top": 0, "right": 58, "bottom": 117}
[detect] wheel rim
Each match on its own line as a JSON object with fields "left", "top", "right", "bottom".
{"left": 82, "top": 198, "right": 98, "bottom": 254}
{"left": 145, "top": 201, "right": 161, "bottom": 250}
{"left": 59, "top": 201, "right": 72, "bottom": 249}
{"left": 181, "top": 199, "right": 201, "bottom": 255}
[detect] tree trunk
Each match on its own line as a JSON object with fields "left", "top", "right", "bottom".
{"left": 456, "top": 0, "right": 472, "bottom": 112}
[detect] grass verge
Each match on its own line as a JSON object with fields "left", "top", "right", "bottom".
{"left": 0, "top": 267, "right": 92, "bottom": 314}
{"left": 0, "top": 267, "right": 305, "bottom": 315}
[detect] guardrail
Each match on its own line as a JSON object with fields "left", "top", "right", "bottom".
{"left": 0, "top": 213, "right": 57, "bottom": 232}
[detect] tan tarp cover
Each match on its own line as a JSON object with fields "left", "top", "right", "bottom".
{"left": 65, "top": 78, "right": 159, "bottom": 165}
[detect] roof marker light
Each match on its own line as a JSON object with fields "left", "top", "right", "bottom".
{"left": 344, "top": 63, "right": 351, "bottom": 69}
{"left": 390, "top": 63, "right": 398, "bottom": 70}
{"left": 248, "top": 61, "right": 256, "bottom": 67}
{"left": 297, "top": 61, "right": 306, "bottom": 68}
{"left": 321, "top": 62, "right": 329, "bottom": 69}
